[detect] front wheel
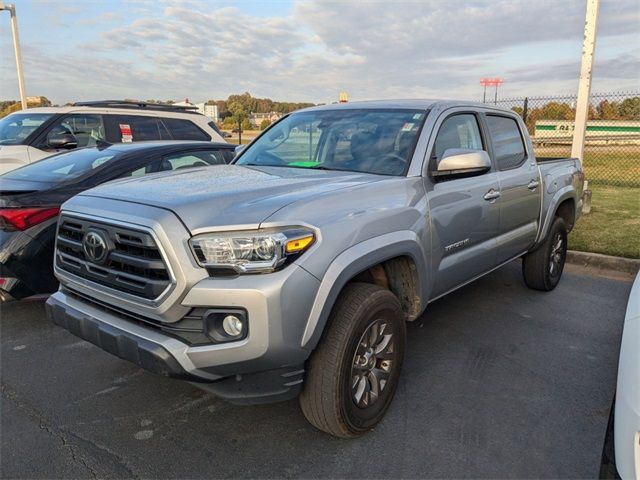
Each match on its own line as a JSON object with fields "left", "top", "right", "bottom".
{"left": 299, "top": 282, "right": 406, "bottom": 438}
{"left": 522, "top": 216, "right": 568, "bottom": 291}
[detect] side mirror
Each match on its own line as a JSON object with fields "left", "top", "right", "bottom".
{"left": 234, "top": 144, "right": 245, "bottom": 156}
{"left": 48, "top": 133, "right": 78, "bottom": 150}
{"left": 432, "top": 149, "right": 491, "bottom": 180}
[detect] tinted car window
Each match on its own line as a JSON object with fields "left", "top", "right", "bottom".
{"left": 159, "top": 149, "right": 230, "bottom": 172}
{"left": 106, "top": 115, "right": 171, "bottom": 142}
{"left": 3, "top": 148, "right": 116, "bottom": 182}
{"left": 162, "top": 118, "right": 210, "bottom": 140}
{"left": 0, "top": 113, "right": 52, "bottom": 145}
{"left": 485, "top": 115, "right": 526, "bottom": 170}
{"left": 433, "top": 114, "right": 484, "bottom": 163}
{"left": 44, "top": 114, "right": 106, "bottom": 148}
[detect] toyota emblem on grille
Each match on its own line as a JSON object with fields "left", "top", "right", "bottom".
{"left": 82, "top": 230, "right": 109, "bottom": 264}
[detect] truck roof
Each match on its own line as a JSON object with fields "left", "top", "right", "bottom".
{"left": 299, "top": 99, "right": 513, "bottom": 113}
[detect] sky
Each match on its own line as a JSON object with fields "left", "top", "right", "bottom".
{"left": 0, "top": 0, "right": 638, "bottom": 105}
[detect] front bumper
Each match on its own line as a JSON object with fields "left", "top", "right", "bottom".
{"left": 46, "top": 261, "right": 321, "bottom": 403}
{"left": 46, "top": 292, "right": 194, "bottom": 379}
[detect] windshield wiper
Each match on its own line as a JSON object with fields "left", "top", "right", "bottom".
{"left": 306, "top": 165, "right": 333, "bottom": 170}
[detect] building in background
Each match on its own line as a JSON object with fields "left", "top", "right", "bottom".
{"left": 249, "top": 112, "right": 283, "bottom": 127}
{"left": 196, "top": 103, "right": 219, "bottom": 122}
{"left": 173, "top": 98, "right": 219, "bottom": 122}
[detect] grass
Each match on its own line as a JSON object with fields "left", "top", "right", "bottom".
{"left": 534, "top": 145, "right": 640, "bottom": 187}
{"left": 569, "top": 185, "right": 640, "bottom": 258}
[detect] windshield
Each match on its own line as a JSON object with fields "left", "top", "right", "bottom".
{"left": 0, "top": 113, "right": 53, "bottom": 145}
{"left": 235, "top": 109, "right": 426, "bottom": 176}
{"left": 3, "top": 148, "right": 116, "bottom": 183}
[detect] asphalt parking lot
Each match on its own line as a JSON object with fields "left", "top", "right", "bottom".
{"left": 1, "top": 261, "right": 633, "bottom": 479}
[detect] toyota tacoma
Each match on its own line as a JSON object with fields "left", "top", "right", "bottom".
{"left": 46, "top": 100, "right": 585, "bottom": 437}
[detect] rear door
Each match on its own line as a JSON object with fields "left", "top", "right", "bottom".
{"left": 483, "top": 114, "right": 541, "bottom": 263}
{"left": 426, "top": 110, "right": 501, "bottom": 298}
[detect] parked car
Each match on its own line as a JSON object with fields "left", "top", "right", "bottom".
{"left": 46, "top": 100, "right": 585, "bottom": 437}
{"left": 600, "top": 272, "right": 640, "bottom": 479}
{"left": 0, "top": 100, "right": 226, "bottom": 175}
{"left": 0, "top": 141, "right": 235, "bottom": 300}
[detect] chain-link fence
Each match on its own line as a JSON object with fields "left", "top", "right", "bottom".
{"left": 488, "top": 91, "right": 640, "bottom": 188}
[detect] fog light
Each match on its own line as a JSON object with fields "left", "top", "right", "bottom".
{"left": 222, "top": 315, "right": 243, "bottom": 337}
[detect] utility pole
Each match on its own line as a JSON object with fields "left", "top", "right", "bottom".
{"left": 0, "top": 3, "right": 27, "bottom": 110}
{"left": 571, "top": 0, "right": 599, "bottom": 161}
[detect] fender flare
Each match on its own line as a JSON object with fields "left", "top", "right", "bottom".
{"left": 536, "top": 186, "right": 576, "bottom": 245}
{"left": 299, "top": 231, "right": 429, "bottom": 349}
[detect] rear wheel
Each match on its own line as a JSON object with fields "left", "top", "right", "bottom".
{"left": 299, "top": 282, "right": 406, "bottom": 438}
{"left": 522, "top": 217, "right": 568, "bottom": 291}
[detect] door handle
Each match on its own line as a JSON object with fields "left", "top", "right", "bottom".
{"left": 483, "top": 189, "right": 501, "bottom": 201}
{"left": 527, "top": 180, "right": 540, "bottom": 191}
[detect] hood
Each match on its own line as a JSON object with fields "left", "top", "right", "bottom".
{"left": 78, "top": 165, "right": 384, "bottom": 232}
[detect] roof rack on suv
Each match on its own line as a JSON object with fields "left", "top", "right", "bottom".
{"left": 73, "top": 100, "right": 200, "bottom": 114}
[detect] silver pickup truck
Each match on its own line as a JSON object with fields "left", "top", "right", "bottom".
{"left": 46, "top": 100, "right": 584, "bottom": 438}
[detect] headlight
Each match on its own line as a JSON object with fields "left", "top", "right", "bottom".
{"left": 189, "top": 227, "right": 315, "bottom": 273}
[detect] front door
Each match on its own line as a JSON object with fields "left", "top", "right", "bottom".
{"left": 426, "top": 112, "right": 501, "bottom": 298}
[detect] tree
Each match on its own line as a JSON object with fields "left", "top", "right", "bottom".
{"left": 228, "top": 100, "right": 249, "bottom": 143}
{"left": 596, "top": 100, "right": 620, "bottom": 120}
{"left": 260, "top": 119, "right": 272, "bottom": 130}
{"left": 619, "top": 97, "right": 640, "bottom": 120}
{"left": 222, "top": 116, "right": 236, "bottom": 128}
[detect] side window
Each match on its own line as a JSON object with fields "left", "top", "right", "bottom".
{"left": 160, "top": 150, "right": 227, "bottom": 172}
{"left": 119, "top": 161, "right": 160, "bottom": 178}
{"left": 485, "top": 115, "right": 526, "bottom": 170}
{"left": 106, "top": 115, "right": 171, "bottom": 143}
{"left": 162, "top": 118, "right": 210, "bottom": 141}
{"left": 44, "top": 114, "right": 106, "bottom": 148}
{"left": 220, "top": 149, "right": 235, "bottom": 163}
{"left": 207, "top": 121, "right": 223, "bottom": 137}
{"left": 432, "top": 114, "right": 484, "bottom": 163}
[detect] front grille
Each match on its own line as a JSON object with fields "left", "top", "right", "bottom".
{"left": 55, "top": 215, "right": 171, "bottom": 300}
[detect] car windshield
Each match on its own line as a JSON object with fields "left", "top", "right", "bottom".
{"left": 235, "top": 108, "right": 427, "bottom": 176}
{"left": 3, "top": 147, "right": 117, "bottom": 183}
{"left": 0, "top": 113, "right": 53, "bottom": 145}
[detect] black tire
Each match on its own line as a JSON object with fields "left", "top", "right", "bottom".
{"left": 299, "top": 282, "right": 406, "bottom": 438}
{"left": 522, "top": 216, "right": 568, "bottom": 291}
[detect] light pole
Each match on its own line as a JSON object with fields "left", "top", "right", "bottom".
{"left": 1, "top": 2, "right": 27, "bottom": 110}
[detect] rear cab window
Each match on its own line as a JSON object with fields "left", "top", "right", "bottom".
{"left": 485, "top": 115, "right": 527, "bottom": 170}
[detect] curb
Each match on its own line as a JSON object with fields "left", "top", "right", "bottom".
{"left": 566, "top": 250, "right": 640, "bottom": 275}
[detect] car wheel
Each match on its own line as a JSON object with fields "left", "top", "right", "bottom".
{"left": 522, "top": 216, "right": 568, "bottom": 291}
{"left": 299, "top": 282, "right": 406, "bottom": 438}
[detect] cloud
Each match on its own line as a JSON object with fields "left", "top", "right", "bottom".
{"left": 2, "top": 0, "right": 638, "bottom": 104}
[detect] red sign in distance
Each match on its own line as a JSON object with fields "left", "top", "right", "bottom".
{"left": 480, "top": 78, "right": 504, "bottom": 87}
